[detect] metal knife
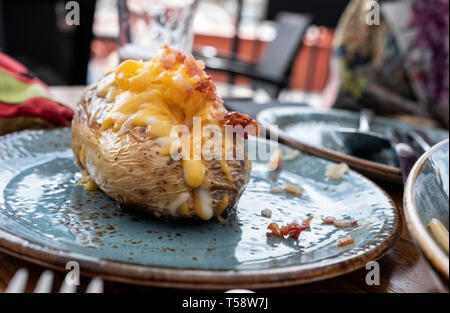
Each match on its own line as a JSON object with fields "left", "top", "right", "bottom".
{"left": 391, "top": 129, "right": 418, "bottom": 184}
{"left": 408, "top": 128, "right": 434, "bottom": 153}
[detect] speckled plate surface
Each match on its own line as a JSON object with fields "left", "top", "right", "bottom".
{"left": 257, "top": 107, "right": 449, "bottom": 183}
{"left": 0, "top": 128, "right": 401, "bottom": 289}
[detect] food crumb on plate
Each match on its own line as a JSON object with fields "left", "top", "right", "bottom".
{"left": 321, "top": 216, "right": 335, "bottom": 224}
{"left": 268, "top": 148, "right": 282, "bottom": 170}
{"left": 338, "top": 235, "right": 355, "bottom": 247}
{"left": 261, "top": 209, "right": 272, "bottom": 218}
{"left": 282, "top": 149, "right": 300, "bottom": 161}
{"left": 321, "top": 216, "right": 358, "bottom": 228}
{"left": 270, "top": 187, "right": 284, "bottom": 194}
{"left": 267, "top": 222, "right": 307, "bottom": 240}
{"left": 325, "top": 162, "right": 350, "bottom": 180}
{"left": 267, "top": 216, "right": 313, "bottom": 240}
{"left": 283, "top": 183, "right": 302, "bottom": 196}
{"left": 333, "top": 219, "right": 358, "bottom": 228}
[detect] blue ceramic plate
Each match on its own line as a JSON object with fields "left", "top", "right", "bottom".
{"left": 0, "top": 128, "right": 401, "bottom": 289}
{"left": 257, "top": 107, "right": 449, "bottom": 183}
{"left": 404, "top": 139, "right": 449, "bottom": 284}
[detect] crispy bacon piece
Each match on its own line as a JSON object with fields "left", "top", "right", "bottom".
{"left": 195, "top": 76, "right": 217, "bottom": 99}
{"left": 267, "top": 222, "right": 282, "bottom": 236}
{"left": 175, "top": 50, "right": 187, "bottom": 64}
{"left": 280, "top": 223, "right": 308, "bottom": 240}
{"left": 302, "top": 216, "right": 314, "bottom": 228}
{"left": 185, "top": 55, "right": 204, "bottom": 76}
{"left": 224, "top": 112, "right": 259, "bottom": 139}
{"left": 338, "top": 235, "right": 355, "bottom": 247}
{"left": 267, "top": 216, "right": 313, "bottom": 240}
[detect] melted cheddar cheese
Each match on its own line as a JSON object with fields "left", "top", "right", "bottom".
{"left": 215, "top": 194, "right": 230, "bottom": 223}
{"left": 96, "top": 46, "right": 235, "bottom": 220}
{"left": 79, "top": 170, "right": 98, "bottom": 191}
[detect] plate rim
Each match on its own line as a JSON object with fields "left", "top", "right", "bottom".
{"left": 256, "top": 106, "right": 449, "bottom": 184}
{"left": 403, "top": 138, "right": 449, "bottom": 280}
{"left": 0, "top": 128, "right": 402, "bottom": 289}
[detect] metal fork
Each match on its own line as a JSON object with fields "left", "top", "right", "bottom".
{"left": 4, "top": 268, "right": 103, "bottom": 293}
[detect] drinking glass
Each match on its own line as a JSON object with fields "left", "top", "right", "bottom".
{"left": 117, "top": 0, "right": 199, "bottom": 62}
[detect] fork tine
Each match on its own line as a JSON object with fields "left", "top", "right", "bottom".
{"left": 5, "top": 268, "right": 28, "bottom": 293}
{"left": 85, "top": 277, "right": 103, "bottom": 293}
{"left": 59, "top": 280, "right": 77, "bottom": 293}
{"left": 225, "top": 289, "right": 255, "bottom": 293}
{"left": 33, "top": 270, "right": 54, "bottom": 293}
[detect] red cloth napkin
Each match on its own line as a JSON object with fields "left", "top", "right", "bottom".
{"left": 0, "top": 53, "right": 73, "bottom": 133}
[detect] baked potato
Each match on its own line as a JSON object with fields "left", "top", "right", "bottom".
{"left": 71, "top": 46, "right": 258, "bottom": 221}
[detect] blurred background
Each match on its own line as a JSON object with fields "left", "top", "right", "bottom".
{"left": 0, "top": 0, "right": 344, "bottom": 91}
{"left": 0, "top": 0, "right": 448, "bottom": 127}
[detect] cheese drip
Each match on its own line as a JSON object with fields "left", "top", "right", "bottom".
{"left": 79, "top": 171, "right": 98, "bottom": 191}
{"left": 77, "top": 146, "right": 98, "bottom": 191}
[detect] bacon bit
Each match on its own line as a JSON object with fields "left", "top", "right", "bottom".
{"left": 267, "top": 216, "right": 313, "bottom": 240}
{"left": 322, "top": 216, "right": 336, "bottom": 224}
{"left": 175, "top": 51, "right": 187, "bottom": 63}
{"left": 302, "top": 216, "right": 314, "bottom": 228}
{"left": 185, "top": 55, "right": 204, "bottom": 76}
{"left": 224, "top": 112, "right": 259, "bottom": 139}
{"left": 280, "top": 223, "right": 308, "bottom": 240}
{"left": 338, "top": 235, "right": 355, "bottom": 247}
{"left": 195, "top": 77, "right": 217, "bottom": 99}
{"left": 267, "top": 222, "right": 282, "bottom": 236}
{"left": 333, "top": 219, "right": 358, "bottom": 228}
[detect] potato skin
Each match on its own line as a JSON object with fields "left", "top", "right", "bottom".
{"left": 71, "top": 84, "right": 251, "bottom": 219}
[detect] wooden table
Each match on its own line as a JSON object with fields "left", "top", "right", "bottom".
{"left": 0, "top": 87, "right": 441, "bottom": 293}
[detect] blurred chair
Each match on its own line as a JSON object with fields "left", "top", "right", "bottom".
{"left": 265, "top": 0, "right": 349, "bottom": 28}
{"left": 195, "top": 12, "right": 312, "bottom": 98}
{"left": 0, "top": 0, "right": 96, "bottom": 85}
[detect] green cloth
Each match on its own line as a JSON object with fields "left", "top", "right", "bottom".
{"left": 0, "top": 69, "right": 50, "bottom": 103}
